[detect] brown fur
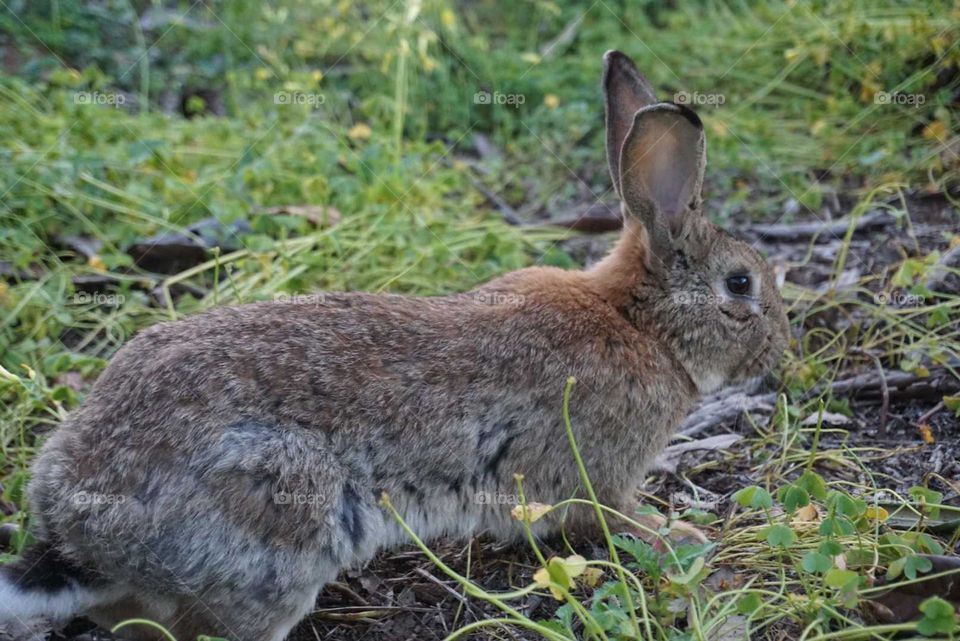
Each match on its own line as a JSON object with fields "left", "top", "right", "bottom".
{"left": 0, "top": 51, "right": 789, "bottom": 641}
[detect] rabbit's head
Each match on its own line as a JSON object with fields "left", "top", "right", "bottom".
{"left": 597, "top": 51, "right": 789, "bottom": 394}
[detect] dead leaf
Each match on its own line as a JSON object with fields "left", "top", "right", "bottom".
{"left": 709, "top": 615, "right": 748, "bottom": 641}
{"left": 128, "top": 217, "right": 252, "bottom": 274}
{"left": 869, "top": 555, "right": 960, "bottom": 624}
{"left": 53, "top": 372, "right": 88, "bottom": 392}
{"left": 55, "top": 234, "right": 103, "bottom": 259}
{"left": 793, "top": 503, "right": 819, "bottom": 523}
{"left": 703, "top": 567, "right": 744, "bottom": 593}
{"left": 511, "top": 502, "right": 552, "bottom": 523}
{"left": 259, "top": 205, "right": 342, "bottom": 227}
{"left": 358, "top": 574, "right": 381, "bottom": 595}
{"left": 396, "top": 586, "right": 416, "bottom": 607}
{"left": 800, "top": 411, "right": 850, "bottom": 426}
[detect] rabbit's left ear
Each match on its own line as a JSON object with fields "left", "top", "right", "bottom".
{"left": 603, "top": 50, "right": 657, "bottom": 197}
{"left": 618, "top": 102, "right": 706, "bottom": 258}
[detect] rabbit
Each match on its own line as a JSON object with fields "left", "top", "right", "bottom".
{"left": 0, "top": 50, "right": 789, "bottom": 641}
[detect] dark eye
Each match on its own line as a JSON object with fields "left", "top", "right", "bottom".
{"left": 726, "top": 274, "right": 752, "bottom": 297}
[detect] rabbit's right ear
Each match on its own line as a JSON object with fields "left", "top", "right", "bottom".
{"left": 603, "top": 50, "right": 658, "bottom": 197}
{"left": 618, "top": 103, "right": 706, "bottom": 265}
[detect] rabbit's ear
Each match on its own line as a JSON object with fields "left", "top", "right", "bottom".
{"left": 603, "top": 50, "right": 657, "bottom": 197}
{"left": 619, "top": 102, "right": 705, "bottom": 259}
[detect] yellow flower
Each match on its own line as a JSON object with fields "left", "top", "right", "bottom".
{"left": 311, "top": 70, "right": 323, "bottom": 83}
{"left": 811, "top": 46, "right": 829, "bottom": 67}
{"left": 932, "top": 35, "right": 949, "bottom": 57}
{"left": 294, "top": 41, "right": 313, "bottom": 58}
{"left": 580, "top": 567, "right": 604, "bottom": 587}
{"left": 348, "top": 123, "right": 372, "bottom": 141}
{"left": 441, "top": 8, "right": 456, "bottom": 28}
{"left": 88, "top": 255, "right": 106, "bottom": 272}
{"left": 255, "top": 68, "right": 272, "bottom": 81}
{"left": 864, "top": 506, "right": 889, "bottom": 522}
{"left": 859, "top": 80, "right": 880, "bottom": 104}
{"left": 707, "top": 117, "right": 729, "bottom": 139}
{"left": 923, "top": 120, "right": 948, "bottom": 142}
{"left": 543, "top": 94, "right": 560, "bottom": 109}
{"left": 533, "top": 555, "right": 587, "bottom": 600}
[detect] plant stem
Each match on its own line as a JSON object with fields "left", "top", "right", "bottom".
{"left": 561, "top": 377, "right": 645, "bottom": 640}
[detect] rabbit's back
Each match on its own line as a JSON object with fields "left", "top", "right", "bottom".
{"left": 27, "top": 268, "right": 694, "bottom": 591}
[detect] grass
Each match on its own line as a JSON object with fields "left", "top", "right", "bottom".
{"left": 376, "top": 377, "right": 960, "bottom": 641}
{"left": 1, "top": 0, "right": 959, "bottom": 639}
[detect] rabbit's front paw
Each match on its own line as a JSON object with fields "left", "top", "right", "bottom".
{"left": 627, "top": 512, "right": 710, "bottom": 551}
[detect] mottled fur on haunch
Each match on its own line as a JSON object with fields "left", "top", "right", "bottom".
{"left": 0, "top": 51, "right": 789, "bottom": 641}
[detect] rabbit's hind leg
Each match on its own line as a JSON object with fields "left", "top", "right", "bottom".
{"left": 161, "top": 582, "right": 322, "bottom": 641}
{"left": 83, "top": 591, "right": 177, "bottom": 641}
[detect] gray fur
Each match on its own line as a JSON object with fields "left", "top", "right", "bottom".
{"left": 0, "top": 51, "right": 789, "bottom": 641}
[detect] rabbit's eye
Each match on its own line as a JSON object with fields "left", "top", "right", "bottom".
{"left": 725, "top": 274, "right": 751, "bottom": 297}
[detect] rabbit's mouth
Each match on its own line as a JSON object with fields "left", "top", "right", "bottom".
{"left": 737, "top": 331, "right": 786, "bottom": 381}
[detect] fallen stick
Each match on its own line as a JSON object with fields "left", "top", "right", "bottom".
{"left": 679, "top": 391, "right": 776, "bottom": 437}
{"left": 653, "top": 434, "right": 743, "bottom": 473}
{"left": 828, "top": 366, "right": 959, "bottom": 398}
{"left": 468, "top": 175, "right": 523, "bottom": 226}
{"left": 539, "top": 207, "right": 896, "bottom": 238}
{"left": 545, "top": 202, "right": 622, "bottom": 233}
{"left": 740, "top": 210, "right": 896, "bottom": 242}
{"left": 678, "top": 367, "right": 959, "bottom": 438}
{"left": 540, "top": 13, "right": 584, "bottom": 59}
